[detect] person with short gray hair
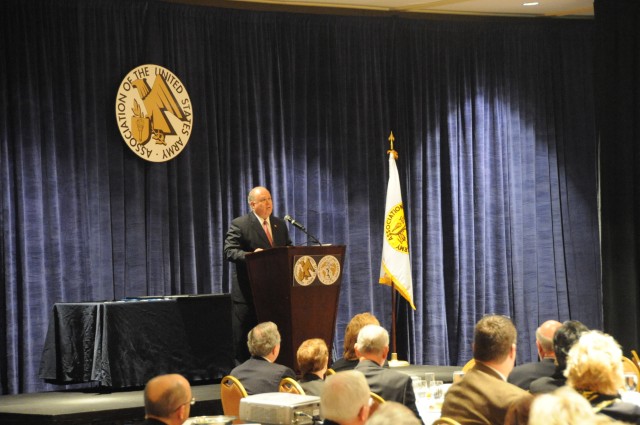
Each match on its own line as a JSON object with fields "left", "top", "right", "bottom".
{"left": 248, "top": 321, "right": 281, "bottom": 357}
{"left": 365, "top": 401, "right": 422, "bottom": 425}
{"left": 321, "top": 371, "right": 371, "bottom": 425}
{"left": 508, "top": 320, "right": 562, "bottom": 390}
{"left": 230, "top": 321, "right": 295, "bottom": 394}
{"left": 142, "top": 374, "right": 193, "bottom": 425}
{"left": 224, "top": 186, "right": 292, "bottom": 363}
{"left": 353, "top": 325, "right": 421, "bottom": 421}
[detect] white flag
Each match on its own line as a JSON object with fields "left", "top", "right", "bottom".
{"left": 379, "top": 151, "right": 416, "bottom": 310}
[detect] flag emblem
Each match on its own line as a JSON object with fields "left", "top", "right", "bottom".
{"left": 384, "top": 203, "right": 409, "bottom": 253}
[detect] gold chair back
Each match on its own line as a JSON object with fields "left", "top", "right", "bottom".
{"left": 623, "top": 356, "right": 640, "bottom": 378}
{"left": 369, "top": 391, "right": 385, "bottom": 416}
{"left": 325, "top": 368, "right": 336, "bottom": 376}
{"left": 461, "top": 358, "right": 475, "bottom": 373}
{"left": 279, "top": 377, "right": 305, "bottom": 395}
{"left": 432, "top": 417, "right": 463, "bottom": 425}
{"left": 632, "top": 350, "right": 640, "bottom": 370}
{"left": 220, "top": 375, "right": 248, "bottom": 424}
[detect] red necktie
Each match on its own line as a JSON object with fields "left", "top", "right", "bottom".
{"left": 263, "top": 220, "right": 274, "bottom": 246}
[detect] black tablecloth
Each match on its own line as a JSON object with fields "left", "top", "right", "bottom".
{"left": 39, "top": 295, "right": 234, "bottom": 388}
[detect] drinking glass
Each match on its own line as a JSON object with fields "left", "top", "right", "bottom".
{"left": 424, "top": 372, "right": 436, "bottom": 386}
{"left": 431, "top": 380, "right": 444, "bottom": 401}
{"left": 624, "top": 373, "right": 638, "bottom": 392}
{"left": 412, "top": 376, "right": 427, "bottom": 399}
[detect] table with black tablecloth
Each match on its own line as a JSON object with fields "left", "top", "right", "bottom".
{"left": 39, "top": 295, "right": 234, "bottom": 388}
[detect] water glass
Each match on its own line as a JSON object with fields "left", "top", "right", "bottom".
{"left": 431, "top": 380, "right": 444, "bottom": 400}
{"left": 411, "top": 376, "right": 428, "bottom": 399}
{"left": 424, "top": 372, "right": 436, "bottom": 386}
{"left": 624, "top": 373, "right": 638, "bottom": 392}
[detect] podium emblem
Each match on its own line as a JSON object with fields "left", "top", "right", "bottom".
{"left": 293, "top": 256, "right": 317, "bottom": 286}
{"left": 317, "top": 255, "right": 341, "bottom": 285}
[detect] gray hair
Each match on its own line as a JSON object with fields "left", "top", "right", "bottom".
{"left": 529, "top": 386, "right": 598, "bottom": 425}
{"left": 321, "top": 371, "right": 370, "bottom": 422}
{"left": 247, "top": 321, "right": 281, "bottom": 357}
{"left": 355, "top": 324, "right": 389, "bottom": 355}
{"left": 247, "top": 186, "right": 266, "bottom": 204}
{"left": 144, "top": 375, "right": 188, "bottom": 418}
{"left": 365, "top": 401, "right": 421, "bottom": 425}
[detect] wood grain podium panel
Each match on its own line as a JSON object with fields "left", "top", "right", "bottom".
{"left": 246, "top": 245, "right": 345, "bottom": 370}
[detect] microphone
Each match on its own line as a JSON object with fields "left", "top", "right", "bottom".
{"left": 284, "top": 215, "right": 306, "bottom": 231}
{"left": 284, "top": 215, "right": 322, "bottom": 245}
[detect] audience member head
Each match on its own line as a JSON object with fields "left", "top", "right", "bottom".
{"left": 535, "top": 320, "right": 562, "bottom": 359}
{"left": 365, "top": 401, "right": 421, "bottom": 425}
{"left": 143, "top": 373, "right": 193, "bottom": 425}
{"left": 553, "top": 320, "right": 589, "bottom": 372}
{"left": 565, "top": 330, "right": 624, "bottom": 395}
{"left": 321, "top": 371, "right": 371, "bottom": 425}
{"left": 343, "top": 313, "right": 380, "bottom": 360}
{"left": 297, "top": 338, "right": 329, "bottom": 377}
{"left": 248, "top": 321, "right": 281, "bottom": 361}
{"left": 355, "top": 325, "right": 389, "bottom": 366}
{"left": 472, "top": 315, "right": 517, "bottom": 374}
{"left": 529, "top": 386, "right": 602, "bottom": 425}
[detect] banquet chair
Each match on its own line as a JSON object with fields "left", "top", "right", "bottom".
{"left": 432, "top": 417, "right": 462, "bottom": 425}
{"left": 369, "top": 392, "right": 385, "bottom": 416}
{"left": 623, "top": 356, "right": 640, "bottom": 378}
{"left": 220, "top": 375, "right": 248, "bottom": 424}
{"left": 279, "top": 377, "right": 305, "bottom": 395}
{"left": 325, "top": 368, "right": 336, "bottom": 376}
{"left": 632, "top": 350, "right": 640, "bottom": 370}
{"left": 461, "top": 359, "right": 475, "bottom": 373}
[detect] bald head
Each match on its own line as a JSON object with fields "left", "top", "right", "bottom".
{"left": 144, "top": 374, "right": 192, "bottom": 424}
{"left": 536, "top": 320, "right": 562, "bottom": 358}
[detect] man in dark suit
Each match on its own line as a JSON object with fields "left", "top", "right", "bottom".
{"left": 353, "top": 325, "right": 421, "bottom": 421}
{"left": 142, "top": 373, "right": 194, "bottom": 425}
{"left": 441, "top": 314, "right": 531, "bottom": 425}
{"left": 224, "top": 186, "right": 292, "bottom": 362}
{"left": 230, "top": 321, "right": 296, "bottom": 395}
{"left": 508, "top": 319, "right": 562, "bottom": 390}
{"left": 529, "top": 320, "right": 589, "bottom": 394}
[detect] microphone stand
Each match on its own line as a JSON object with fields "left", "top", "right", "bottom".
{"left": 285, "top": 216, "right": 323, "bottom": 245}
{"left": 300, "top": 229, "right": 322, "bottom": 246}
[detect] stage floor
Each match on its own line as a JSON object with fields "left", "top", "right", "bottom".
{"left": 0, "top": 383, "right": 222, "bottom": 425}
{"left": 0, "top": 365, "right": 459, "bottom": 425}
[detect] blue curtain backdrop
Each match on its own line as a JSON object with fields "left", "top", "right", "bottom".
{"left": 0, "top": 0, "right": 600, "bottom": 394}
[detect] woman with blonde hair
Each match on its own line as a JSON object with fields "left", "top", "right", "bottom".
{"left": 331, "top": 313, "right": 380, "bottom": 372}
{"left": 565, "top": 330, "right": 640, "bottom": 424}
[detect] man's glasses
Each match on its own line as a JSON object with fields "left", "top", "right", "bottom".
{"left": 174, "top": 397, "right": 196, "bottom": 411}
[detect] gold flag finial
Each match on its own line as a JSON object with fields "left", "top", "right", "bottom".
{"left": 387, "top": 131, "right": 398, "bottom": 159}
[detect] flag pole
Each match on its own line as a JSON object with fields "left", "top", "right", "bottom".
{"left": 391, "top": 281, "right": 398, "bottom": 354}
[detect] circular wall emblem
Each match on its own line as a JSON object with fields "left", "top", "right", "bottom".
{"left": 115, "top": 64, "right": 193, "bottom": 162}
{"left": 293, "top": 256, "right": 317, "bottom": 286}
{"left": 317, "top": 255, "right": 341, "bottom": 285}
{"left": 384, "top": 203, "right": 409, "bottom": 254}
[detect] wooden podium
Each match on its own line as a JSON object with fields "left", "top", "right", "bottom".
{"left": 245, "top": 245, "right": 346, "bottom": 371}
